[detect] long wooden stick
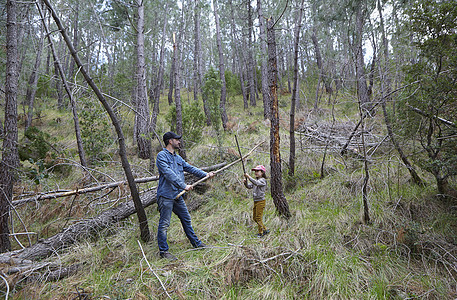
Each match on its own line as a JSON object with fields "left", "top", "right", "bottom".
{"left": 175, "top": 140, "right": 265, "bottom": 199}
{"left": 235, "top": 135, "right": 247, "bottom": 174}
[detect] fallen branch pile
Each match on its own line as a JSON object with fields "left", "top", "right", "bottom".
{"left": 296, "top": 120, "right": 386, "bottom": 158}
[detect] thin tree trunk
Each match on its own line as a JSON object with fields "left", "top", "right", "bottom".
{"left": 376, "top": 0, "right": 422, "bottom": 185}
{"left": 195, "top": 0, "right": 211, "bottom": 125}
{"left": 173, "top": 32, "right": 186, "bottom": 160}
{"left": 257, "top": 0, "right": 270, "bottom": 120}
{"left": 43, "top": 0, "right": 151, "bottom": 242}
{"left": 151, "top": 1, "right": 169, "bottom": 132}
{"left": 193, "top": 0, "right": 200, "bottom": 103}
{"left": 67, "top": 1, "right": 79, "bottom": 80}
{"left": 213, "top": 0, "right": 228, "bottom": 130}
{"left": 168, "top": 58, "right": 174, "bottom": 105}
{"left": 311, "top": 28, "right": 332, "bottom": 95}
{"left": 36, "top": 2, "right": 87, "bottom": 168}
{"left": 135, "top": 0, "right": 151, "bottom": 160}
{"left": 247, "top": 1, "right": 256, "bottom": 107}
{"left": 289, "top": 0, "right": 304, "bottom": 177}
{"left": 229, "top": 0, "right": 248, "bottom": 110}
{"left": 0, "top": 0, "right": 19, "bottom": 252}
{"left": 25, "top": 27, "right": 44, "bottom": 131}
{"left": 358, "top": 87, "right": 370, "bottom": 225}
{"left": 55, "top": 36, "right": 64, "bottom": 109}
{"left": 267, "top": 17, "right": 291, "bottom": 219}
{"left": 354, "top": 3, "right": 370, "bottom": 110}
{"left": 240, "top": 65, "right": 249, "bottom": 110}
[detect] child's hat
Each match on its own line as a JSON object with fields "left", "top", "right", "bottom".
{"left": 251, "top": 165, "right": 266, "bottom": 172}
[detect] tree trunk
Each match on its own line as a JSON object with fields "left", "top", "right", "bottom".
{"left": 229, "top": 0, "right": 248, "bottom": 110}
{"left": 151, "top": 1, "right": 169, "bottom": 132}
{"left": 67, "top": 1, "right": 79, "bottom": 80}
{"left": 240, "top": 65, "right": 249, "bottom": 110}
{"left": 135, "top": 0, "right": 151, "bottom": 160}
{"left": 173, "top": 32, "right": 186, "bottom": 160}
{"left": 55, "top": 36, "right": 64, "bottom": 109}
{"left": 311, "top": 28, "right": 332, "bottom": 95}
{"left": 25, "top": 27, "right": 44, "bottom": 132}
{"left": 0, "top": 0, "right": 19, "bottom": 252}
{"left": 267, "top": 17, "right": 291, "bottom": 219}
{"left": 43, "top": 0, "right": 151, "bottom": 243}
{"left": 247, "top": 1, "right": 256, "bottom": 107}
{"left": 194, "top": 0, "right": 211, "bottom": 125}
{"left": 213, "top": 0, "right": 228, "bottom": 130}
{"left": 289, "top": 0, "right": 304, "bottom": 177}
{"left": 168, "top": 58, "right": 174, "bottom": 105}
{"left": 36, "top": 3, "right": 87, "bottom": 168}
{"left": 257, "top": 0, "right": 270, "bottom": 120}
{"left": 376, "top": 0, "right": 422, "bottom": 185}
{"left": 354, "top": 3, "right": 370, "bottom": 110}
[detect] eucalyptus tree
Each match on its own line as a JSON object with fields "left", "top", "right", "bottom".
{"left": 352, "top": 0, "right": 372, "bottom": 109}
{"left": 173, "top": 29, "right": 187, "bottom": 159}
{"left": 267, "top": 17, "right": 291, "bottom": 219}
{"left": 67, "top": 0, "right": 79, "bottom": 81}
{"left": 289, "top": 0, "right": 305, "bottom": 177}
{"left": 194, "top": 0, "right": 212, "bottom": 125}
{"left": 257, "top": 0, "right": 270, "bottom": 120}
{"left": 150, "top": 0, "right": 170, "bottom": 131}
{"left": 229, "top": 0, "right": 249, "bottom": 110}
{"left": 134, "top": 0, "right": 152, "bottom": 159}
{"left": 25, "top": 15, "right": 44, "bottom": 132}
{"left": 246, "top": 0, "right": 256, "bottom": 106}
{"left": 1, "top": 0, "right": 19, "bottom": 252}
{"left": 376, "top": 0, "right": 422, "bottom": 185}
{"left": 212, "top": 0, "right": 228, "bottom": 130}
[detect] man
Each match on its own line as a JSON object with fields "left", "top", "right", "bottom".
{"left": 156, "top": 131, "right": 215, "bottom": 261}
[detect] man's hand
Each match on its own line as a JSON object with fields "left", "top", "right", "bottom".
{"left": 184, "top": 185, "right": 193, "bottom": 191}
{"left": 208, "top": 172, "right": 215, "bottom": 178}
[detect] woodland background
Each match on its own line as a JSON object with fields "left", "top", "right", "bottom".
{"left": 0, "top": 0, "right": 456, "bottom": 298}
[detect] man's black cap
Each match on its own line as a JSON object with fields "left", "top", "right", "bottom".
{"left": 163, "top": 131, "right": 182, "bottom": 145}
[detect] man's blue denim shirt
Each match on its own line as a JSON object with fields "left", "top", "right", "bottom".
{"left": 156, "top": 148, "right": 207, "bottom": 199}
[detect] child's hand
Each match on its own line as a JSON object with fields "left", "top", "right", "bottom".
{"left": 244, "top": 173, "right": 249, "bottom": 179}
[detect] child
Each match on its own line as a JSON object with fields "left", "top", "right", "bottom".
{"left": 244, "top": 165, "right": 270, "bottom": 237}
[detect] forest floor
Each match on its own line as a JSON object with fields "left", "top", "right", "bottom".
{"left": 2, "top": 90, "right": 457, "bottom": 299}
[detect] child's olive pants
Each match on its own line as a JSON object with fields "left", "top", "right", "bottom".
{"left": 253, "top": 200, "right": 267, "bottom": 234}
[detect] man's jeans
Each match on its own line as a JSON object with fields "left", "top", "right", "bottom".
{"left": 157, "top": 196, "right": 202, "bottom": 252}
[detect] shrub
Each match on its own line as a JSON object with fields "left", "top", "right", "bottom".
{"left": 79, "top": 97, "right": 112, "bottom": 164}
{"left": 166, "top": 101, "right": 206, "bottom": 146}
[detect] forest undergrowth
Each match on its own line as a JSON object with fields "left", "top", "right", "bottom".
{"left": 3, "top": 90, "right": 457, "bottom": 299}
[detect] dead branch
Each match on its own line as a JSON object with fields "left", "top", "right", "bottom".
{"left": 137, "top": 240, "right": 172, "bottom": 299}
{"left": 406, "top": 103, "right": 456, "bottom": 128}
{"left": 12, "top": 175, "right": 159, "bottom": 207}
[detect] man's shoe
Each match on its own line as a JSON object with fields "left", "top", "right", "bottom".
{"left": 256, "top": 233, "right": 263, "bottom": 238}
{"left": 262, "top": 230, "right": 270, "bottom": 236}
{"left": 196, "top": 242, "right": 211, "bottom": 248}
{"left": 160, "top": 251, "right": 177, "bottom": 261}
